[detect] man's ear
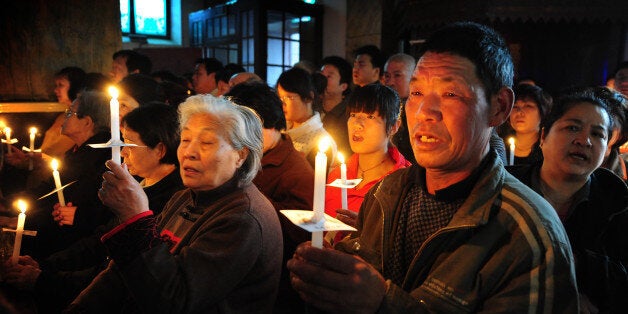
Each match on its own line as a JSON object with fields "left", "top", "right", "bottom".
{"left": 488, "top": 86, "right": 514, "bottom": 127}
{"left": 340, "top": 82, "right": 348, "bottom": 93}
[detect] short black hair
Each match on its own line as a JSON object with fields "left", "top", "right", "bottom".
{"left": 353, "top": 45, "right": 387, "bottom": 74}
{"left": 419, "top": 22, "right": 514, "bottom": 100}
{"left": 347, "top": 83, "right": 400, "bottom": 134}
{"left": 55, "top": 67, "right": 86, "bottom": 101}
{"left": 591, "top": 86, "right": 628, "bottom": 151}
{"left": 159, "top": 81, "right": 189, "bottom": 109}
{"left": 121, "top": 102, "right": 179, "bottom": 165}
{"left": 321, "top": 56, "right": 353, "bottom": 96}
{"left": 83, "top": 72, "right": 112, "bottom": 93}
{"left": 195, "top": 57, "right": 224, "bottom": 74}
{"left": 514, "top": 83, "right": 553, "bottom": 121}
{"left": 543, "top": 87, "right": 613, "bottom": 137}
{"left": 277, "top": 67, "right": 322, "bottom": 111}
{"left": 113, "top": 50, "right": 152, "bottom": 74}
{"left": 117, "top": 74, "right": 165, "bottom": 105}
{"left": 225, "top": 81, "right": 286, "bottom": 131}
{"left": 215, "top": 63, "right": 245, "bottom": 84}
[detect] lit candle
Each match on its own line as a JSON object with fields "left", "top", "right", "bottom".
{"left": 51, "top": 159, "right": 66, "bottom": 206}
{"left": 29, "top": 127, "right": 37, "bottom": 152}
{"left": 4, "top": 127, "right": 12, "bottom": 156}
{"left": 28, "top": 127, "right": 37, "bottom": 171}
{"left": 312, "top": 137, "right": 330, "bottom": 248}
{"left": 508, "top": 137, "right": 515, "bottom": 166}
{"left": 108, "top": 86, "right": 121, "bottom": 164}
{"left": 338, "top": 152, "right": 348, "bottom": 210}
{"left": 11, "top": 200, "right": 27, "bottom": 264}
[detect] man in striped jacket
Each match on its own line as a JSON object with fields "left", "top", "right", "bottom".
{"left": 287, "top": 21, "right": 579, "bottom": 313}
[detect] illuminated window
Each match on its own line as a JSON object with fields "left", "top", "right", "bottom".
{"left": 266, "top": 11, "right": 315, "bottom": 85}
{"left": 120, "top": 0, "right": 170, "bottom": 38}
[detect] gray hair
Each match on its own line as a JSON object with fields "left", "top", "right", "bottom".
{"left": 178, "top": 94, "right": 263, "bottom": 187}
{"left": 75, "top": 91, "right": 110, "bottom": 133}
{"left": 386, "top": 53, "right": 416, "bottom": 75}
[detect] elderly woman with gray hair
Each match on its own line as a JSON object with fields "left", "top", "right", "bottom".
{"left": 67, "top": 95, "right": 283, "bottom": 313}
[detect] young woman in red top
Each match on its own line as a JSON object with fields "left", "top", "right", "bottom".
{"left": 325, "top": 83, "right": 411, "bottom": 240}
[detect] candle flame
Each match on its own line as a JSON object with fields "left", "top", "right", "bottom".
{"left": 51, "top": 159, "right": 59, "bottom": 171}
{"left": 3, "top": 127, "right": 10, "bottom": 135}
{"left": 508, "top": 137, "right": 515, "bottom": 145}
{"left": 318, "top": 137, "right": 331, "bottom": 153}
{"left": 337, "top": 152, "right": 345, "bottom": 164}
{"left": 29, "top": 127, "right": 37, "bottom": 135}
{"left": 15, "top": 199, "right": 27, "bottom": 214}
{"left": 108, "top": 86, "right": 119, "bottom": 99}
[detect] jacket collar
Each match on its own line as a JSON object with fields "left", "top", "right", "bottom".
{"left": 372, "top": 150, "right": 504, "bottom": 228}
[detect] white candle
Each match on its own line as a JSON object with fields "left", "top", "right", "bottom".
{"left": 338, "top": 152, "right": 348, "bottom": 210}
{"left": 29, "top": 127, "right": 36, "bottom": 152}
{"left": 508, "top": 137, "right": 515, "bottom": 166}
{"left": 11, "top": 200, "right": 27, "bottom": 264}
{"left": 108, "top": 86, "right": 121, "bottom": 164}
{"left": 28, "top": 127, "right": 37, "bottom": 171}
{"left": 51, "top": 159, "right": 66, "bottom": 206}
{"left": 4, "top": 127, "right": 12, "bottom": 156}
{"left": 312, "top": 137, "right": 330, "bottom": 248}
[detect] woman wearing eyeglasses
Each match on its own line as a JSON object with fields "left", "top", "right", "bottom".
{"left": 18, "top": 91, "right": 113, "bottom": 260}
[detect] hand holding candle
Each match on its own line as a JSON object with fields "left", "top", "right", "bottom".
{"left": 108, "top": 86, "right": 121, "bottom": 164}
{"left": 508, "top": 137, "right": 515, "bottom": 166}
{"left": 312, "top": 137, "right": 330, "bottom": 248}
{"left": 11, "top": 200, "right": 27, "bottom": 264}
{"left": 51, "top": 159, "right": 66, "bottom": 206}
{"left": 338, "top": 152, "right": 348, "bottom": 210}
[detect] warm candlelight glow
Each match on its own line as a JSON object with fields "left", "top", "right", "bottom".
{"left": 29, "top": 127, "right": 37, "bottom": 135}
{"left": 15, "top": 199, "right": 27, "bottom": 214}
{"left": 508, "top": 137, "right": 515, "bottom": 146}
{"left": 50, "top": 158, "right": 66, "bottom": 206}
{"left": 318, "top": 137, "right": 331, "bottom": 153}
{"left": 4, "top": 127, "right": 11, "bottom": 137}
{"left": 312, "top": 137, "right": 330, "bottom": 248}
{"left": 338, "top": 152, "right": 348, "bottom": 210}
{"left": 12, "top": 199, "right": 27, "bottom": 264}
{"left": 108, "top": 86, "right": 119, "bottom": 98}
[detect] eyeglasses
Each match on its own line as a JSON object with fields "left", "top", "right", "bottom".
{"left": 64, "top": 108, "right": 78, "bottom": 118}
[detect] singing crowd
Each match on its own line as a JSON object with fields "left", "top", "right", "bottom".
{"left": 0, "top": 21, "right": 626, "bottom": 313}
